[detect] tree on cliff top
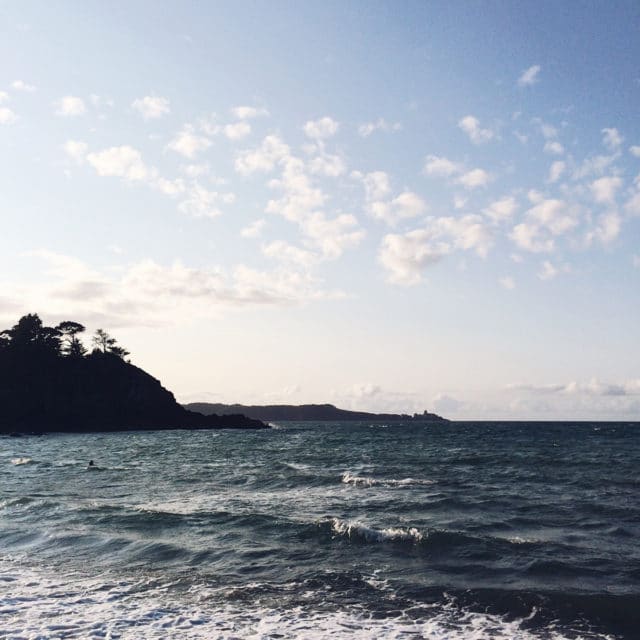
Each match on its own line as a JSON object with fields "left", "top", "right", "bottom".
{"left": 92, "top": 328, "right": 130, "bottom": 359}
{"left": 0, "top": 314, "right": 129, "bottom": 360}
{"left": 56, "top": 321, "right": 87, "bottom": 358}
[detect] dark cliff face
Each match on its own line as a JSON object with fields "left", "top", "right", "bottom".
{"left": 0, "top": 349, "right": 266, "bottom": 433}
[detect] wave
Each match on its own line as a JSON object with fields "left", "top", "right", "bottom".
{"left": 329, "top": 518, "right": 424, "bottom": 543}
{"left": 0, "top": 560, "right": 624, "bottom": 639}
{"left": 341, "top": 471, "right": 434, "bottom": 487}
{"left": 10, "top": 457, "right": 34, "bottom": 465}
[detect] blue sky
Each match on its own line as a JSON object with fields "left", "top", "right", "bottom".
{"left": 1, "top": 2, "right": 639, "bottom": 419}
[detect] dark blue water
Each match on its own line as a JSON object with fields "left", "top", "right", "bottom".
{"left": 1, "top": 421, "right": 638, "bottom": 638}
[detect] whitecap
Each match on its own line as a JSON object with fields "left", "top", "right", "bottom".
{"left": 10, "top": 457, "right": 33, "bottom": 466}
{"left": 330, "top": 518, "right": 424, "bottom": 543}
{"left": 341, "top": 471, "right": 434, "bottom": 488}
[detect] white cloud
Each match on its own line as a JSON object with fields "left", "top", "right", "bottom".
{"left": 262, "top": 240, "right": 317, "bottom": 267}
{"left": 303, "top": 116, "right": 339, "bottom": 139}
{"left": 518, "top": 64, "right": 541, "bottom": 87}
{"left": 223, "top": 121, "right": 252, "bottom": 140}
{"left": 8, "top": 251, "right": 340, "bottom": 328}
{"left": 231, "top": 106, "right": 269, "bottom": 120}
{"left": 423, "top": 155, "right": 462, "bottom": 178}
{"left": 0, "top": 107, "right": 17, "bottom": 125}
{"left": 423, "top": 155, "right": 489, "bottom": 189}
{"left": 433, "top": 215, "right": 493, "bottom": 257}
{"left": 177, "top": 184, "right": 227, "bottom": 218}
{"left": 368, "top": 191, "right": 426, "bottom": 225}
{"left": 181, "top": 163, "right": 210, "bottom": 178}
{"left": 453, "top": 195, "right": 467, "bottom": 209}
{"left": 62, "top": 139, "right": 88, "bottom": 163}
{"left": 303, "top": 212, "right": 365, "bottom": 260}
{"left": 514, "top": 131, "right": 528, "bottom": 144}
{"left": 379, "top": 215, "right": 492, "bottom": 285}
{"left": 168, "top": 125, "right": 211, "bottom": 158}
{"left": 544, "top": 140, "right": 564, "bottom": 155}
{"left": 483, "top": 196, "right": 518, "bottom": 224}
{"left": 266, "top": 157, "right": 325, "bottom": 222}
{"left": 240, "top": 219, "right": 266, "bottom": 238}
{"left": 538, "top": 260, "right": 558, "bottom": 280}
{"left": 155, "top": 177, "right": 185, "bottom": 196}
{"left": 358, "top": 118, "right": 402, "bottom": 137}
{"left": 573, "top": 153, "right": 617, "bottom": 179}
{"left": 457, "top": 168, "right": 491, "bottom": 189}
{"left": 359, "top": 171, "right": 426, "bottom": 226}
{"left": 528, "top": 189, "right": 544, "bottom": 204}
{"left": 235, "top": 135, "right": 290, "bottom": 175}
{"left": 0, "top": 91, "right": 8, "bottom": 103}
{"left": 87, "top": 145, "right": 150, "bottom": 181}
{"left": 602, "top": 127, "right": 623, "bottom": 152}
{"left": 528, "top": 198, "right": 577, "bottom": 235}
{"left": 586, "top": 211, "right": 621, "bottom": 245}
{"left": 308, "top": 152, "right": 346, "bottom": 177}
{"left": 55, "top": 95, "right": 86, "bottom": 116}
{"left": 590, "top": 176, "right": 622, "bottom": 204}
{"left": 626, "top": 191, "right": 640, "bottom": 216}
{"left": 379, "top": 229, "right": 447, "bottom": 285}
{"left": 510, "top": 223, "right": 554, "bottom": 253}
{"left": 510, "top": 198, "right": 577, "bottom": 253}
{"left": 390, "top": 192, "right": 427, "bottom": 219}
{"left": 629, "top": 145, "right": 640, "bottom": 158}
{"left": 458, "top": 115, "right": 494, "bottom": 144}
{"left": 509, "top": 378, "right": 640, "bottom": 398}
{"left": 362, "top": 171, "right": 391, "bottom": 200}
{"left": 499, "top": 276, "right": 515, "bottom": 290}
{"left": 11, "top": 80, "right": 36, "bottom": 92}
{"left": 132, "top": 95, "right": 170, "bottom": 119}
{"left": 548, "top": 160, "right": 566, "bottom": 183}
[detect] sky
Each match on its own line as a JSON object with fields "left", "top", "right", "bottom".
{"left": 1, "top": 1, "right": 639, "bottom": 419}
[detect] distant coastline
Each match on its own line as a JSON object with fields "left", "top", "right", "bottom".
{"left": 184, "top": 402, "right": 449, "bottom": 423}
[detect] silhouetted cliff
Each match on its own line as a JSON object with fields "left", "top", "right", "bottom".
{"left": 184, "top": 402, "right": 449, "bottom": 423}
{"left": 0, "top": 314, "right": 267, "bottom": 433}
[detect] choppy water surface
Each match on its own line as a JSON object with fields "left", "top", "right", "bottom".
{"left": 1, "top": 421, "right": 639, "bottom": 639}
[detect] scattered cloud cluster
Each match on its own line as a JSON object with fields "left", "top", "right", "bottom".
{"left": 423, "top": 154, "right": 491, "bottom": 189}
{"left": 43, "top": 92, "right": 640, "bottom": 300}
{"left": 356, "top": 170, "right": 426, "bottom": 226}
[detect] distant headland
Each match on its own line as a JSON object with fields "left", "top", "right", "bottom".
{"left": 0, "top": 314, "right": 266, "bottom": 434}
{"left": 185, "top": 402, "right": 449, "bottom": 423}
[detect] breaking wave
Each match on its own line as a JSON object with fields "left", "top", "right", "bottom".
{"left": 329, "top": 517, "right": 424, "bottom": 543}
{"left": 341, "top": 471, "right": 435, "bottom": 487}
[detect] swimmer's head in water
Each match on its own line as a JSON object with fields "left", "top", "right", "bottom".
{"left": 88, "top": 460, "right": 94, "bottom": 466}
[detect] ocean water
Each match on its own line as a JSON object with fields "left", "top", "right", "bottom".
{"left": 1, "top": 421, "right": 638, "bottom": 639}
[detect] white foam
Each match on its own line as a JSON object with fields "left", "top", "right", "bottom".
{"left": 0, "top": 562, "right": 615, "bottom": 640}
{"left": 341, "top": 471, "right": 434, "bottom": 487}
{"left": 10, "top": 457, "right": 33, "bottom": 465}
{"left": 331, "top": 518, "right": 424, "bottom": 543}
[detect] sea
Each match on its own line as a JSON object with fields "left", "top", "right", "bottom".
{"left": 1, "top": 421, "right": 638, "bottom": 639}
